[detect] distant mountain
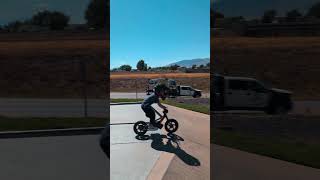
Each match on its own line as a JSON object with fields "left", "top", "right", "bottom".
{"left": 167, "top": 58, "right": 210, "bottom": 68}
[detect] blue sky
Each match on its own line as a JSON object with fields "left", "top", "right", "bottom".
{"left": 110, "top": 0, "right": 210, "bottom": 69}
{"left": 0, "top": 0, "right": 90, "bottom": 25}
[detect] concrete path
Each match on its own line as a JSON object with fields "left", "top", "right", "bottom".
{"left": 0, "top": 135, "right": 108, "bottom": 180}
{"left": 110, "top": 104, "right": 210, "bottom": 180}
{"left": 212, "top": 145, "right": 320, "bottom": 180}
{"left": 159, "top": 105, "right": 210, "bottom": 180}
{"left": 110, "top": 104, "right": 162, "bottom": 180}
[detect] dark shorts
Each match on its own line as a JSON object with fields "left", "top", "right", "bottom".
{"left": 100, "top": 125, "right": 109, "bottom": 157}
{"left": 142, "top": 106, "right": 156, "bottom": 124}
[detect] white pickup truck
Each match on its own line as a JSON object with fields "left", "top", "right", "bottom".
{"left": 146, "top": 78, "right": 202, "bottom": 98}
{"left": 173, "top": 85, "right": 202, "bottom": 98}
{"left": 213, "top": 74, "right": 293, "bottom": 114}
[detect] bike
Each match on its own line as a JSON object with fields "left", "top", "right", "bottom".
{"left": 133, "top": 107, "right": 179, "bottom": 136}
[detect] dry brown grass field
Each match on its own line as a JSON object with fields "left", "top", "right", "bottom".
{"left": 212, "top": 37, "right": 320, "bottom": 100}
{"left": 110, "top": 72, "right": 210, "bottom": 92}
{"left": 0, "top": 32, "right": 108, "bottom": 98}
{"left": 111, "top": 72, "right": 209, "bottom": 79}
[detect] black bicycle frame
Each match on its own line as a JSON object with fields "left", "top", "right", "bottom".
{"left": 151, "top": 106, "right": 168, "bottom": 123}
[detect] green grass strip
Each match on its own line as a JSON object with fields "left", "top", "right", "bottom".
{"left": 212, "top": 129, "right": 320, "bottom": 169}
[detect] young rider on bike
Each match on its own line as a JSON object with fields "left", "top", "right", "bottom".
{"left": 141, "top": 84, "right": 169, "bottom": 129}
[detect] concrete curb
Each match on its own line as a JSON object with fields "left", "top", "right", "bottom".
{"left": 0, "top": 127, "right": 105, "bottom": 139}
{"left": 110, "top": 102, "right": 142, "bottom": 106}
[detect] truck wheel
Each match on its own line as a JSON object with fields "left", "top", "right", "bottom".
{"left": 274, "top": 105, "right": 289, "bottom": 115}
{"left": 193, "top": 93, "right": 200, "bottom": 98}
{"left": 265, "top": 105, "right": 289, "bottom": 115}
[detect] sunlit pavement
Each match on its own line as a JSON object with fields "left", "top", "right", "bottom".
{"left": 0, "top": 135, "right": 108, "bottom": 180}
{"left": 110, "top": 104, "right": 210, "bottom": 180}
{"left": 110, "top": 104, "right": 162, "bottom": 180}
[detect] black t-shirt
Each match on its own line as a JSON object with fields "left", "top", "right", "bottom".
{"left": 141, "top": 93, "right": 159, "bottom": 109}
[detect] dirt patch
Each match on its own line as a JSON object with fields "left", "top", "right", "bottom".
{"left": 0, "top": 32, "right": 108, "bottom": 98}
{"left": 110, "top": 72, "right": 210, "bottom": 92}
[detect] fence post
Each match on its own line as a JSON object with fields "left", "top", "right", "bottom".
{"left": 80, "top": 60, "right": 88, "bottom": 118}
{"left": 135, "top": 79, "right": 138, "bottom": 100}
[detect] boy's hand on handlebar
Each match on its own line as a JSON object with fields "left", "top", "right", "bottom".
{"left": 163, "top": 109, "right": 168, "bottom": 113}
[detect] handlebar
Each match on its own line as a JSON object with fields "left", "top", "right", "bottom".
{"left": 163, "top": 109, "right": 168, "bottom": 114}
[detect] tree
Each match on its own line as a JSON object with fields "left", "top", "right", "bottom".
{"left": 31, "top": 11, "right": 69, "bottom": 30}
{"left": 307, "top": 2, "right": 320, "bottom": 18}
{"left": 137, "top": 60, "right": 146, "bottom": 71}
{"left": 206, "top": 63, "right": 210, "bottom": 67}
{"left": 85, "top": 0, "right": 109, "bottom": 29}
{"left": 170, "top": 64, "right": 180, "bottom": 71}
{"left": 143, "top": 63, "right": 148, "bottom": 71}
{"left": 119, "top": 65, "right": 132, "bottom": 71}
{"left": 6, "top": 20, "right": 23, "bottom": 32}
{"left": 199, "top": 64, "right": 204, "bottom": 69}
{"left": 262, "top": 10, "right": 277, "bottom": 23}
{"left": 286, "top": 9, "right": 302, "bottom": 22}
{"left": 191, "top": 64, "right": 197, "bottom": 69}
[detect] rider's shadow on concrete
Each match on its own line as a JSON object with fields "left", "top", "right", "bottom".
{"left": 137, "top": 133, "right": 201, "bottom": 166}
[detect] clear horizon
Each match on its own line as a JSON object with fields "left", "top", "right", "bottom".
{"left": 110, "top": 0, "right": 210, "bottom": 69}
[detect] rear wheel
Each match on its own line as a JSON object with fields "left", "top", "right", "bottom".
{"left": 133, "top": 121, "right": 148, "bottom": 135}
{"left": 265, "top": 105, "right": 289, "bottom": 115}
{"left": 165, "top": 119, "right": 179, "bottom": 133}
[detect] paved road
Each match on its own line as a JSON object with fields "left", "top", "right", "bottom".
{"left": 0, "top": 98, "right": 108, "bottom": 117}
{"left": 110, "top": 104, "right": 210, "bottom": 180}
{"left": 212, "top": 145, "right": 320, "bottom": 180}
{"left": 293, "top": 101, "right": 320, "bottom": 115}
{"left": 0, "top": 135, "right": 108, "bottom": 180}
{"left": 110, "top": 92, "right": 210, "bottom": 99}
{"left": 0, "top": 96, "right": 317, "bottom": 118}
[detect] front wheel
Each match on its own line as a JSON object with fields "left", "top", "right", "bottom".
{"left": 165, "top": 119, "right": 179, "bottom": 133}
{"left": 134, "top": 121, "right": 148, "bottom": 135}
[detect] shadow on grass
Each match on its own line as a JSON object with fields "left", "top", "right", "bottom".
{"left": 136, "top": 133, "right": 201, "bottom": 166}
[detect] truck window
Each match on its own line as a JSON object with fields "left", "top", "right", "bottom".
{"left": 248, "top": 81, "right": 265, "bottom": 91}
{"left": 213, "top": 75, "right": 224, "bottom": 93}
{"left": 181, "top": 87, "right": 189, "bottom": 90}
{"left": 229, "top": 80, "right": 249, "bottom": 90}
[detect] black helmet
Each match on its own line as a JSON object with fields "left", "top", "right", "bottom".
{"left": 154, "top": 83, "right": 169, "bottom": 94}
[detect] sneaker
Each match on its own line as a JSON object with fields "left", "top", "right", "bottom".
{"left": 154, "top": 123, "right": 163, "bottom": 129}
{"left": 148, "top": 123, "right": 158, "bottom": 131}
